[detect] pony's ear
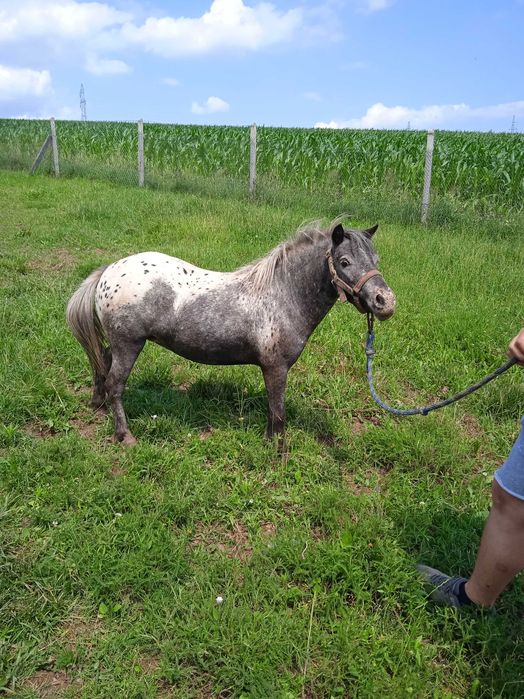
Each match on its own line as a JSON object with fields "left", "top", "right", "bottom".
{"left": 363, "top": 224, "right": 378, "bottom": 238}
{"left": 331, "top": 224, "right": 345, "bottom": 246}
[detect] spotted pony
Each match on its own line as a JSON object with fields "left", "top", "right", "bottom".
{"left": 66, "top": 220, "right": 396, "bottom": 448}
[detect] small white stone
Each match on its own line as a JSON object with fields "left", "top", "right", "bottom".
{"left": 215, "top": 596, "right": 223, "bottom": 605}
{"left": 151, "top": 414, "right": 158, "bottom": 419}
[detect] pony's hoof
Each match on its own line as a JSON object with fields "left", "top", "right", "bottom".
{"left": 274, "top": 436, "right": 289, "bottom": 463}
{"left": 111, "top": 432, "right": 137, "bottom": 446}
{"left": 279, "top": 450, "right": 290, "bottom": 464}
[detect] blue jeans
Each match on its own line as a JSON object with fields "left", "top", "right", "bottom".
{"left": 494, "top": 417, "right": 524, "bottom": 501}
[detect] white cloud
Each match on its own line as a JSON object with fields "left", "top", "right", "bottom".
{"left": 162, "top": 77, "right": 181, "bottom": 87}
{"left": 304, "top": 91, "right": 322, "bottom": 102}
{"left": 345, "top": 60, "right": 368, "bottom": 70}
{"left": 0, "top": 1, "right": 324, "bottom": 85}
{"left": 315, "top": 120, "right": 342, "bottom": 129}
{"left": 365, "top": 0, "right": 395, "bottom": 11}
{"left": 191, "top": 96, "right": 230, "bottom": 115}
{"left": 0, "top": 64, "right": 51, "bottom": 101}
{"left": 315, "top": 100, "right": 524, "bottom": 129}
{"left": 0, "top": 0, "right": 130, "bottom": 41}
{"left": 356, "top": 0, "right": 395, "bottom": 13}
{"left": 85, "top": 53, "right": 130, "bottom": 75}
{"left": 121, "top": 0, "right": 303, "bottom": 58}
{"left": 16, "top": 104, "right": 78, "bottom": 119}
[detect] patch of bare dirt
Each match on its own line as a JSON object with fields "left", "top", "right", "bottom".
{"left": 316, "top": 431, "right": 339, "bottom": 447}
{"left": 342, "top": 467, "right": 387, "bottom": 495}
{"left": 157, "top": 673, "right": 217, "bottom": 699}
{"left": 459, "top": 414, "right": 484, "bottom": 438}
{"left": 199, "top": 426, "right": 215, "bottom": 441}
{"left": 68, "top": 383, "right": 91, "bottom": 397}
{"left": 59, "top": 615, "right": 102, "bottom": 647}
{"left": 110, "top": 464, "right": 127, "bottom": 477}
{"left": 137, "top": 654, "right": 161, "bottom": 673}
{"left": 190, "top": 521, "right": 252, "bottom": 563}
{"left": 350, "top": 418, "right": 366, "bottom": 435}
{"left": 67, "top": 416, "right": 100, "bottom": 440}
{"left": 25, "top": 423, "right": 57, "bottom": 439}
{"left": 349, "top": 413, "right": 382, "bottom": 434}
{"left": 21, "top": 670, "right": 80, "bottom": 697}
{"left": 67, "top": 402, "right": 107, "bottom": 439}
{"left": 27, "top": 248, "right": 76, "bottom": 272}
{"left": 259, "top": 521, "right": 277, "bottom": 538}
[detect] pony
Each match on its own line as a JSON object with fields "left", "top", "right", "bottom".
{"left": 66, "top": 221, "right": 396, "bottom": 448}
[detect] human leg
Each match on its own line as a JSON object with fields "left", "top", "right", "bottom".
{"left": 465, "top": 480, "right": 524, "bottom": 605}
{"left": 419, "top": 418, "right": 524, "bottom": 607}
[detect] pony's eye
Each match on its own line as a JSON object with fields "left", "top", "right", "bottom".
{"left": 340, "top": 258, "right": 349, "bottom": 268}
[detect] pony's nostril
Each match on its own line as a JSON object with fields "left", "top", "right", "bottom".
{"left": 375, "top": 293, "right": 385, "bottom": 308}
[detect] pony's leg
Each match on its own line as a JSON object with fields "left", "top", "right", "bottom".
{"left": 261, "top": 365, "right": 288, "bottom": 454}
{"left": 90, "top": 347, "right": 112, "bottom": 413}
{"left": 105, "top": 339, "right": 145, "bottom": 445}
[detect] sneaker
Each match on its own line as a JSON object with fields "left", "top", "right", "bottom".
{"left": 416, "top": 564, "right": 470, "bottom": 608}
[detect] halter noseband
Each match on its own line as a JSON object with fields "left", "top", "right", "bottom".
{"left": 326, "top": 249, "right": 381, "bottom": 313}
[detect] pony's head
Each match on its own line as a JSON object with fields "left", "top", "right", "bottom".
{"left": 328, "top": 223, "right": 396, "bottom": 320}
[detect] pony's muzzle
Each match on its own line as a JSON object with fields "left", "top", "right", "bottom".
{"left": 365, "top": 284, "right": 396, "bottom": 320}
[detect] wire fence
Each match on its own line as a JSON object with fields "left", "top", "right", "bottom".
{"left": 0, "top": 118, "right": 522, "bottom": 223}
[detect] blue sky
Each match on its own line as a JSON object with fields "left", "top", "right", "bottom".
{"left": 0, "top": 0, "right": 523, "bottom": 131}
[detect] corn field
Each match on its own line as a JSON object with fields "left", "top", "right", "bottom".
{"left": 0, "top": 118, "right": 522, "bottom": 210}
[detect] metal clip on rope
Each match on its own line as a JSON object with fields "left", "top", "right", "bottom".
{"left": 365, "top": 313, "right": 517, "bottom": 417}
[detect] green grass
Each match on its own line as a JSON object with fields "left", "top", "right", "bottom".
{"left": 1, "top": 169, "right": 524, "bottom": 697}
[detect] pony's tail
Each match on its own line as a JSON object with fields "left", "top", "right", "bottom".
{"left": 66, "top": 266, "right": 108, "bottom": 378}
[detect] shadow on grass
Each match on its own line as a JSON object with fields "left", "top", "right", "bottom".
{"left": 123, "top": 376, "right": 340, "bottom": 445}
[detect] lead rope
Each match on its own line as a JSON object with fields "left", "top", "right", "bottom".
{"left": 365, "top": 313, "right": 517, "bottom": 417}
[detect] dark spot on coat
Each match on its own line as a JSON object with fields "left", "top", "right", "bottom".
{"left": 144, "top": 270, "right": 150, "bottom": 274}
{"left": 121, "top": 273, "right": 126, "bottom": 277}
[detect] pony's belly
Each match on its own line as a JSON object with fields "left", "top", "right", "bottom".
{"left": 152, "top": 334, "right": 258, "bottom": 366}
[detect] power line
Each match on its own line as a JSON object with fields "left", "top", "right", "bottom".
{"left": 80, "top": 83, "right": 87, "bottom": 121}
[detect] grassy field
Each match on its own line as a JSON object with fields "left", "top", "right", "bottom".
{"left": 1, "top": 169, "right": 524, "bottom": 698}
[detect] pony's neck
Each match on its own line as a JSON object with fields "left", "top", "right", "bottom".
{"left": 280, "top": 236, "right": 337, "bottom": 330}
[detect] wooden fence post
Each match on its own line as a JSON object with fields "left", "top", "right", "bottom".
{"left": 138, "top": 119, "right": 144, "bottom": 187}
{"left": 421, "top": 128, "right": 434, "bottom": 223}
{"left": 249, "top": 123, "right": 257, "bottom": 194}
{"left": 50, "top": 117, "right": 59, "bottom": 177}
